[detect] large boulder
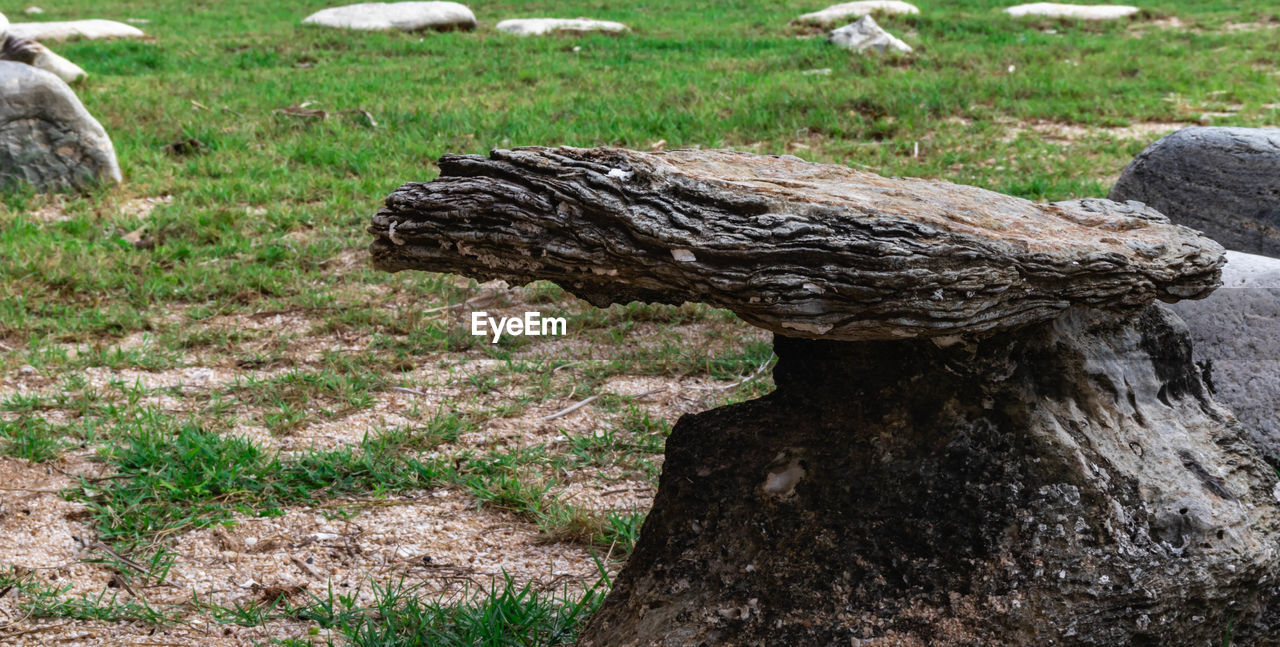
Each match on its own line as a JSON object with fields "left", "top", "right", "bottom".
{"left": 495, "top": 18, "right": 628, "bottom": 36}
{"left": 301, "top": 2, "right": 475, "bottom": 31}
{"left": 369, "top": 147, "right": 1280, "bottom": 645}
{"left": 1169, "top": 250, "right": 1280, "bottom": 467}
{"left": 1110, "top": 127, "right": 1280, "bottom": 258}
{"left": 0, "top": 60, "right": 121, "bottom": 191}
{"left": 829, "top": 15, "right": 912, "bottom": 54}
{"left": 795, "top": 1, "right": 920, "bottom": 25}
{"left": 5, "top": 19, "right": 145, "bottom": 40}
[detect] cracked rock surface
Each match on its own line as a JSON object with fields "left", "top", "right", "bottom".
{"left": 370, "top": 147, "right": 1223, "bottom": 341}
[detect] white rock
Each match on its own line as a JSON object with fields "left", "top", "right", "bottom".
{"left": 6, "top": 19, "right": 146, "bottom": 41}
{"left": 302, "top": 2, "right": 476, "bottom": 31}
{"left": 829, "top": 15, "right": 912, "bottom": 53}
{"left": 31, "top": 42, "right": 86, "bottom": 83}
{"left": 796, "top": 1, "right": 919, "bottom": 25}
{"left": 1004, "top": 3, "right": 1140, "bottom": 20}
{"left": 24, "top": 7, "right": 43, "bottom": 15}
{"left": 495, "top": 18, "right": 629, "bottom": 36}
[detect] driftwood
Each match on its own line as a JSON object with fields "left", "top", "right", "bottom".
{"left": 370, "top": 147, "right": 1223, "bottom": 341}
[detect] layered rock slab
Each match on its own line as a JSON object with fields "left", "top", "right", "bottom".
{"left": 578, "top": 307, "right": 1280, "bottom": 645}
{"left": 1110, "top": 127, "right": 1280, "bottom": 258}
{"left": 370, "top": 147, "right": 1222, "bottom": 342}
{"left": 0, "top": 60, "right": 121, "bottom": 191}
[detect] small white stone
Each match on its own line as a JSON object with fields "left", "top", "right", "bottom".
{"left": 797, "top": 1, "right": 919, "bottom": 24}
{"left": 606, "top": 168, "right": 633, "bottom": 181}
{"left": 496, "top": 18, "right": 629, "bottom": 36}
{"left": 1004, "top": 3, "right": 1140, "bottom": 20}
{"left": 302, "top": 2, "right": 476, "bottom": 32}
{"left": 6, "top": 19, "right": 146, "bottom": 41}
{"left": 671, "top": 248, "right": 696, "bottom": 262}
{"left": 24, "top": 6, "right": 44, "bottom": 15}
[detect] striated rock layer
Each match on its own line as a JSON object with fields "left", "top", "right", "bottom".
{"left": 578, "top": 306, "right": 1280, "bottom": 646}
{"left": 370, "top": 147, "right": 1223, "bottom": 341}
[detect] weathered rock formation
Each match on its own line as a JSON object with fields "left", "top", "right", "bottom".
{"left": 369, "top": 147, "right": 1280, "bottom": 646}
{"left": 1110, "top": 127, "right": 1280, "bottom": 259}
{"left": 0, "top": 60, "right": 121, "bottom": 191}
{"left": 302, "top": 2, "right": 475, "bottom": 32}
{"left": 795, "top": 1, "right": 920, "bottom": 25}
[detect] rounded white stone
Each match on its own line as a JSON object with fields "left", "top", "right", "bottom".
{"left": 797, "top": 1, "right": 920, "bottom": 25}
{"left": 1004, "top": 3, "right": 1140, "bottom": 20}
{"left": 495, "top": 17, "right": 629, "bottom": 36}
{"left": 302, "top": 2, "right": 476, "bottom": 31}
{"left": 5, "top": 19, "right": 145, "bottom": 40}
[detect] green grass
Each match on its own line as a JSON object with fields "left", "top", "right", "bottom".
{"left": 78, "top": 421, "right": 451, "bottom": 551}
{"left": 1, "top": 0, "right": 1277, "bottom": 641}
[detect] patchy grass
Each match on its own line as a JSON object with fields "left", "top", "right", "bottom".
{"left": 1, "top": 0, "right": 1276, "bottom": 642}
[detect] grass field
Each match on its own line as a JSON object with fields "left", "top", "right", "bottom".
{"left": 1, "top": 0, "right": 1278, "bottom": 644}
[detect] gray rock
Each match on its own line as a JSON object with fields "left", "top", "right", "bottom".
{"left": 829, "top": 15, "right": 912, "bottom": 54}
{"left": 0, "top": 60, "right": 121, "bottom": 191}
{"left": 1170, "top": 250, "right": 1280, "bottom": 466}
{"left": 1110, "top": 127, "right": 1280, "bottom": 258}
{"left": 301, "top": 2, "right": 475, "bottom": 31}
{"left": 5, "top": 19, "right": 145, "bottom": 41}
{"left": 579, "top": 307, "right": 1280, "bottom": 646}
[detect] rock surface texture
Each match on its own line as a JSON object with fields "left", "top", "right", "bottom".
{"left": 370, "top": 147, "right": 1280, "bottom": 646}
{"left": 302, "top": 2, "right": 475, "bottom": 31}
{"left": 829, "top": 15, "right": 912, "bottom": 53}
{"left": 495, "top": 18, "right": 628, "bottom": 36}
{"left": 795, "top": 0, "right": 920, "bottom": 25}
{"left": 1110, "top": 127, "right": 1280, "bottom": 258}
{"left": 5, "top": 19, "right": 145, "bottom": 40}
{"left": 1170, "top": 250, "right": 1280, "bottom": 468}
{"left": 581, "top": 308, "right": 1280, "bottom": 646}
{"left": 371, "top": 147, "right": 1222, "bottom": 342}
{"left": 0, "top": 60, "right": 121, "bottom": 191}
{"left": 1004, "top": 3, "right": 1140, "bottom": 19}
